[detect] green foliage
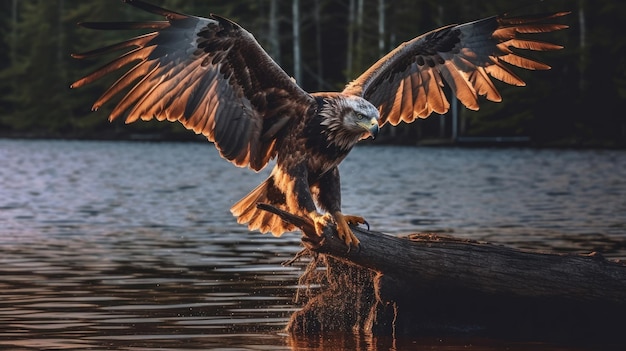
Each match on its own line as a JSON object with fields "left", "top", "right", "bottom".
{"left": 0, "top": 0, "right": 624, "bottom": 146}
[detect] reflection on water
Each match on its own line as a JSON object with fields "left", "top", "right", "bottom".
{"left": 1, "top": 139, "right": 625, "bottom": 350}
{"left": 0, "top": 233, "right": 301, "bottom": 350}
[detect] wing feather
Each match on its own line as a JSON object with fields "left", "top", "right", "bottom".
{"left": 405, "top": 69, "right": 421, "bottom": 121}
{"left": 439, "top": 60, "right": 479, "bottom": 110}
{"left": 496, "top": 50, "right": 551, "bottom": 70}
{"left": 71, "top": 0, "right": 314, "bottom": 171}
{"left": 400, "top": 76, "right": 415, "bottom": 122}
{"left": 73, "top": 45, "right": 157, "bottom": 88}
{"left": 485, "top": 59, "right": 526, "bottom": 86}
{"left": 502, "top": 38, "right": 564, "bottom": 51}
{"left": 388, "top": 79, "right": 404, "bottom": 125}
{"left": 133, "top": 65, "right": 190, "bottom": 119}
{"left": 203, "top": 85, "right": 221, "bottom": 140}
{"left": 412, "top": 69, "right": 429, "bottom": 117}
{"left": 470, "top": 66, "right": 502, "bottom": 102}
{"left": 344, "top": 11, "right": 568, "bottom": 127}
{"left": 92, "top": 60, "right": 155, "bottom": 111}
{"left": 70, "top": 33, "right": 159, "bottom": 61}
{"left": 427, "top": 69, "right": 448, "bottom": 116}
{"left": 115, "top": 63, "right": 163, "bottom": 122}
{"left": 184, "top": 72, "right": 219, "bottom": 133}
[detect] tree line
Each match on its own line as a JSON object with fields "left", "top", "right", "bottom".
{"left": 0, "top": 0, "right": 624, "bottom": 147}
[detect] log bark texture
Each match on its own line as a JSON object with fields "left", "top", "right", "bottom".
{"left": 258, "top": 204, "right": 626, "bottom": 344}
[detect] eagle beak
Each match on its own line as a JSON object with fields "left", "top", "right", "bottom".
{"left": 368, "top": 118, "right": 379, "bottom": 140}
{"left": 359, "top": 117, "right": 379, "bottom": 140}
{"left": 356, "top": 117, "right": 378, "bottom": 139}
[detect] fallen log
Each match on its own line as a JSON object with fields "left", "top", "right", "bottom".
{"left": 258, "top": 204, "right": 626, "bottom": 344}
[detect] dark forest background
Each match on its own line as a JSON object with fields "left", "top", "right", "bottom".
{"left": 0, "top": 0, "right": 624, "bottom": 147}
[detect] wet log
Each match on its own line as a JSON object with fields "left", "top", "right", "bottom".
{"left": 257, "top": 204, "right": 626, "bottom": 344}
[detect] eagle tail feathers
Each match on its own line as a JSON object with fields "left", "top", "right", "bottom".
{"left": 230, "top": 176, "right": 295, "bottom": 236}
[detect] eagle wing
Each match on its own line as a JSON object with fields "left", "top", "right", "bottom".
{"left": 343, "top": 12, "right": 569, "bottom": 126}
{"left": 71, "top": 0, "right": 314, "bottom": 171}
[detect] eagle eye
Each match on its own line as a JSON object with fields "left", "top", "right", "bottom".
{"left": 356, "top": 113, "right": 364, "bottom": 120}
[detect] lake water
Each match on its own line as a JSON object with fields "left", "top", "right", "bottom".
{"left": 1, "top": 139, "right": 625, "bottom": 350}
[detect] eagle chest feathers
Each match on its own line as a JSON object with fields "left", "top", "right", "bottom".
{"left": 297, "top": 95, "right": 372, "bottom": 177}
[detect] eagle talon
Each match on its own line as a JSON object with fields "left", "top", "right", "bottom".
{"left": 343, "top": 214, "right": 369, "bottom": 230}
{"left": 332, "top": 212, "right": 365, "bottom": 248}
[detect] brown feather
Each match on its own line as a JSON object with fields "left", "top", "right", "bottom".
{"left": 411, "top": 69, "right": 429, "bottom": 118}
{"left": 73, "top": 45, "right": 156, "bottom": 89}
{"left": 469, "top": 66, "right": 502, "bottom": 102}
{"left": 92, "top": 60, "right": 157, "bottom": 111}
{"left": 497, "top": 53, "right": 551, "bottom": 70}
{"left": 439, "top": 61, "right": 479, "bottom": 110}
{"left": 427, "top": 69, "right": 449, "bottom": 116}
{"left": 113, "top": 63, "right": 163, "bottom": 122}
{"left": 400, "top": 76, "right": 415, "bottom": 122}
{"left": 503, "top": 39, "right": 564, "bottom": 51}
{"left": 70, "top": 33, "right": 158, "bottom": 61}
{"left": 485, "top": 59, "right": 527, "bottom": 86}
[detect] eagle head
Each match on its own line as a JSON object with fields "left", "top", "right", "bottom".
{"left": 319, "top": 95, "right": 380, "bottom": 149}
{"left": 344, "top": 95, "right": 380, "bottom": 140}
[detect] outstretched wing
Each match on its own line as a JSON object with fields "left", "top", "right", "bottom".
{"left": 71, "top": 0, "right": 315, "bottom": 171}
{"left": 343, "top": 12, "right": 569, "bottom": 126}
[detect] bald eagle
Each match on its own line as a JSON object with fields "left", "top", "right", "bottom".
{"left": 71, "top": 0, "right": 568, "bottom": 247}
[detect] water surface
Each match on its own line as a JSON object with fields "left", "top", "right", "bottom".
{"left": 1, "top": 139, "right": 625, "bottom": 350}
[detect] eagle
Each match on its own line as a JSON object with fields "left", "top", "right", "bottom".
{"left": 71, "top": 0, "right": 568, "bottom": 247}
